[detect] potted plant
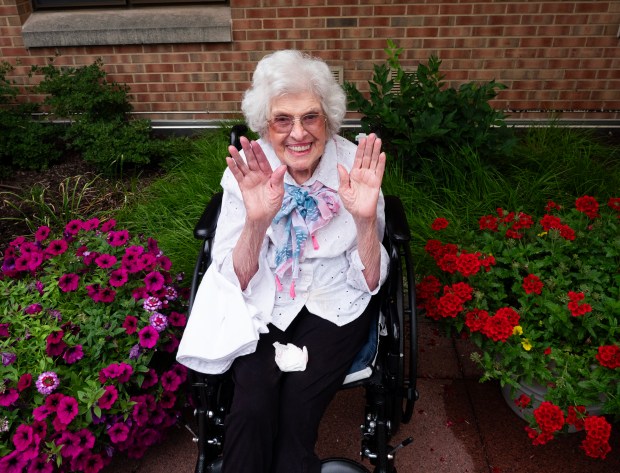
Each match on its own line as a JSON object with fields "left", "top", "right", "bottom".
{"left": 416, "top": 196, "right": 619, "bottom": 459}
{"left": 0, "top": 218, "right": 189, "bottom": 472}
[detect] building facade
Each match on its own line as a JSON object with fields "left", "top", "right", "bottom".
{"left": 1, "top": 0, "right": 619, "bottom": 125}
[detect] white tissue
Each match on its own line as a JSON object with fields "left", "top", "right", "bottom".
{"left": 273, "top": 342, "right": 308, "bottom": 372}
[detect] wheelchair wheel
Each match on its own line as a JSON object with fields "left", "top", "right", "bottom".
{"left": 321, "top": 458, "right": 371, "bottom": 473}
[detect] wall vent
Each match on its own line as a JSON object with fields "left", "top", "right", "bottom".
{"left": 330, "top": 66, "right": 344, "bottom": 85}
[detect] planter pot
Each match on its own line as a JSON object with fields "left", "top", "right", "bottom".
{"left": 501, "top": 380, "right": 604, "bottom": 433}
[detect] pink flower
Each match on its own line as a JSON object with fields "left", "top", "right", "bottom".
{"left": 140, "top": 368, "right": 159, "bottom": 389}
{"left": 57, "top": 395, "right": 79, "bottom": 425}
{"left": 160, "top": 369, "right": 182, "bottom": 392}
{"left": 63, "top": 345, "right": 84, "bottom": 364}
{"left": 108, "top": 422, "right": 129, "bottom": 444}
{"left": 18, "top": 373, "right": 32, "bottom": 391}
{"left": 82, "top": 453, "right": 105, "bottom": 473}
{"left": 0, "top": 450, "right": 28, "bottom": 472}
{"left": 24, "top": 303, "right": 43, "bottom": 314}
{"left": 34, "top": 225, "right": 51, "bottom": 242}
{"left": 36, "top": 371, "right": 60, "bottom": 395}
{"left": 65, "top": 219, "right": 83, "bottom": 235}
{"left": 100, "top": 218, "right": 116, "bottom": 232}
{"left": 98, "top": 385, "right": 118, "bottom": 409}
{"left": 58, "top": 273, "right": 80, "bottom": 292}
{"left": 169, "top": 311, "right": 187, "bottom": 327}
{"left": 27, "top": 454, "right": 54, "bottom": 473}
{"left": 122, "top": 315, "right": 138, "bottom": 335}
{"left": 82, "top": 217, "right": 100, "bottom": 231}
{"left": 95, "top": 253, "right": 117, "bottom": 269}
{"left": 107, "top": 229, "right": 129, "bottom": 247}
{"left": 159, "top": 391, "right": 176, "bottom": 409}
{"left": 138, "top": 326, "right": 159, "bottom": 349}
{"left": 144, "top": 271, "right": 165, "bottom": 292}
{"left": 45, "top": 239, "right": 68, "bottom": 256}
{"left": 109, "top": 268, "right": 129, "bottom": 287}
{"left": 12, "top": 423, "right": 34, "bottom": 451}
{"left": 0, "top": 388, "right": 19, "bottom": 407}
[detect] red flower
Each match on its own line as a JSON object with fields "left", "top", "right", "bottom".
{"left": 522, "top": 274, "right": 543, "bottom": 295}
{"left": 465, "top": 308, "right": 489, "bottom": 333}
{"left": 567, "top": 291, "right": 592, "bottom": 317}
{"left": 566, "top": 405, "right": 586, "bottom": 431}
{"left": 514, "top": 394, "right": 531, "bottom": 409}
{"left": 581, "top": 416, "right": 612, "bottom": 459}
{"left": 545, "top": 200, "right": 561, "bottom": 212}
{"left": 607, "top": 197, "right": 620, "bottom": 212}
{"left": 122, "top": 315, "right": 138, "bottom": 335}
{"left": 533, "top": 401, "right": 565, "bottom": 434}
{"left": 455, "top": 252, "right": 481, "bottom": 277}
{"left": 437, "top": 293, "right": 464, "bottom": 319}
{"left": 478, "top": 214, "right": 498, "bottom": 232}
{"left": 575, "top": 195, "right": 600, "bottom": 219}
{"left": 596, "top": 345, "right": 620, "bottom": 369}
{"left": 431, "top": 217, "right": 449, "bottom": 231}
{"left": 482, "top": 308, "right": 519, "bottom": 342}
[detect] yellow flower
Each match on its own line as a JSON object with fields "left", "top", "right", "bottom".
{"left": 513, "top": 325, "right": 523, "bottom": 336}
{"left": 537, "top": 231, "right": 548, "bottom": 237}
{"left": 521, "top": 339, "right": 532, "bottom": 351}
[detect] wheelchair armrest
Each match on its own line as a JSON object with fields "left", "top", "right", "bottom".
{"left": 193, "top": 192, "right": 224, "bottom": 240}
{"left": 384, "top": 195, "right": 411, "bottom": 243}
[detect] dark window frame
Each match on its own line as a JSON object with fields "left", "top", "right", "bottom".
{"left": 33, "top": 0, "right": 225, "bottom": 10}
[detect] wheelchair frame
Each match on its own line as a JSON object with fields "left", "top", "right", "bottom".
{"left": 185, "top": 126, "right": 418, "bottom": 473}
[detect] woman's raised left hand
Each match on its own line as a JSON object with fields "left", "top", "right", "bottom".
{"left": 337, "top": 133, "right": 386, "bottom": 221}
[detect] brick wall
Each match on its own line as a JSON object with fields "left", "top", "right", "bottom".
{"left": 1, "top": 0, "right": 619, "bottom": 122}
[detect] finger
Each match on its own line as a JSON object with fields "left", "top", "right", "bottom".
{"left": 353, "top": 136, "right": 366, "bottom": 170}
{"left": 337, "top": 164, "right": 350, "bottom": 190}
{"left": 375, "top": 152, "right": 387, "bottom": 182}
{"left": 228, "top": 145, "right": 249, "bottom": 175}
{"left": 239, "top": 137, "right": 260, "bottom": 171}
{"left": 270, "top": 164, "right": 287, "bottom": 189}
{"left": 226, "top": 156, "right": 246, "bottom": 182}
{"left": 249, "top": 140, "right": 272, "bottom": 175}
{"left": 361, "top": 133, "right": 377, "bottom": 169}
{"left": 370, "top": 136, "right": 383, "bottom": 171}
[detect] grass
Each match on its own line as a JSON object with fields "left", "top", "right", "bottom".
{"left": 36, "top": 124, "right": 620, "bottom": 279}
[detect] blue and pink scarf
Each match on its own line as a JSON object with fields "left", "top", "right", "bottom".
{"left": 272, "top": 181, "right": 340, "bottom": 298}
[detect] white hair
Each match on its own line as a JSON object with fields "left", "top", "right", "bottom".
{"left": 241, "top": 50, "right": 346, "bottom": 138}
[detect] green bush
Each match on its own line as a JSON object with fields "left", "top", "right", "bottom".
{"left": 31, "top": 58, "right": 168, "bottom": 176}
{"left": 344, "top": 40, "right": 516, "bottom": 175}
{"left": 0, "top": 62, "right": 63, "bottom": 177}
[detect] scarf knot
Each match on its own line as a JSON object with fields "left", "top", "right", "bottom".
{"left": 272, "top": 181, "right": 340, "bottom": 297}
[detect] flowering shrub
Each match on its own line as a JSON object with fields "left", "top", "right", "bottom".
{"left": 0, "top": 218, "right": 189, "bottom": 472}
{"left": 416, "top": 196, "right": 620, "bottom": 458}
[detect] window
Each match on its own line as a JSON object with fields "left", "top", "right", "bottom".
{"left": 33, "top": 1, "right": 225, "bottom": 10}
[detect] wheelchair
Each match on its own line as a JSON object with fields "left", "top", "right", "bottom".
{"left": 184, "top": 125, "right": 419, "bottom": 473}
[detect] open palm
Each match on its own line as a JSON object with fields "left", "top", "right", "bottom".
{"left": 226, "top": 136, "right": 286, "bottom": 224}
{"left": 338, "top": 134, "right": 386, "bottom": 221}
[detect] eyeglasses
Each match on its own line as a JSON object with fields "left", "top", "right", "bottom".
{"left": 268, "top": 113, "right": 327, "bottom": 134}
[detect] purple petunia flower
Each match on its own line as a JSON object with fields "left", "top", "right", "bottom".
{"left": 65, "top": 219, "right": 83, "bottom": 236}
{"left": 138, "top": 326, "right": 159, "bottom": 349}
{"left": 149, "top": 312, "right": 168, "bottom": 332}
{"left": 57, "top": 396, "right": 79, "bottom": 425}
{"left": 63, "top": 345, "right": 84, "bottom": 364}
{"left": 98, "top": 385, "right": 118, "bottom": 410}
{"left": 160, "top": 369, "right": 182, "bottom": 392}
{"left": 123, "top": 315, "right": 138, "bottom": 334}
{"left": 45, "top": 239, "right": 68, "bottom": 256}
{"left": 36, "top": 371, "right": 60, "bottom": 395}
{"left": 107, "top": 422, "right": 129, "bottom": 444}
{"left": 82, "top": 217, "right": 100, "bottom": 231}
{"left": 0, "top": 388, "right": 19, "bottom": 407}
{"left": 34, "top": 225, "right": 51, "bottom": 242}
{"left": 95, "top": 253, "right": 117, "bottom": 269}
{"left": 58, "top": 273, "right": 80, "bottom": 292}
{"left": 109, "top": 268, "right": 128, "bottom": 287}
{"left": 0, "top": 323, "right": 9, "bottom": 337}
{"left": 129, "top": 344, "right": 141, "bottom": 360}
{"left": 24, "top": 303, "right": 43, "bottom": 315}
{"left": 144, "top": 271, "right": 165, "bottom": 292}
{"left": 2, "top": 351, "right": 16, "bottom": 366}
{"left": 107, "top": 229, "right": 129, "bottom": 247}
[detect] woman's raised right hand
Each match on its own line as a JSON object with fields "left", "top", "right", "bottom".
{"left": 226, "top": 136, "right": 287, "bottom": 225}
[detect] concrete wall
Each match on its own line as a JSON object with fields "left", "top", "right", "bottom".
{"left": 1, "top": 0, "right": 619, "bottom": 123}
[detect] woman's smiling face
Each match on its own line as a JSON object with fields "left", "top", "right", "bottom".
{"left": 267, "top": 92, "right": 327, "bottom": 185}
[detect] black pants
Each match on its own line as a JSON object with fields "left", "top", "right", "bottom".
{"left": 221, "top": 299, "right": 376, "bottom": 473}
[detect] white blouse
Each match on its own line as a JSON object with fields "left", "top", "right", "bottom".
{"left": 212, "top": 134, "right": 389, "bottom": 332}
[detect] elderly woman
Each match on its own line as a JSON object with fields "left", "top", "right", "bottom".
{"left": 210, "top": 50, "right": 387, "bottom": 473}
